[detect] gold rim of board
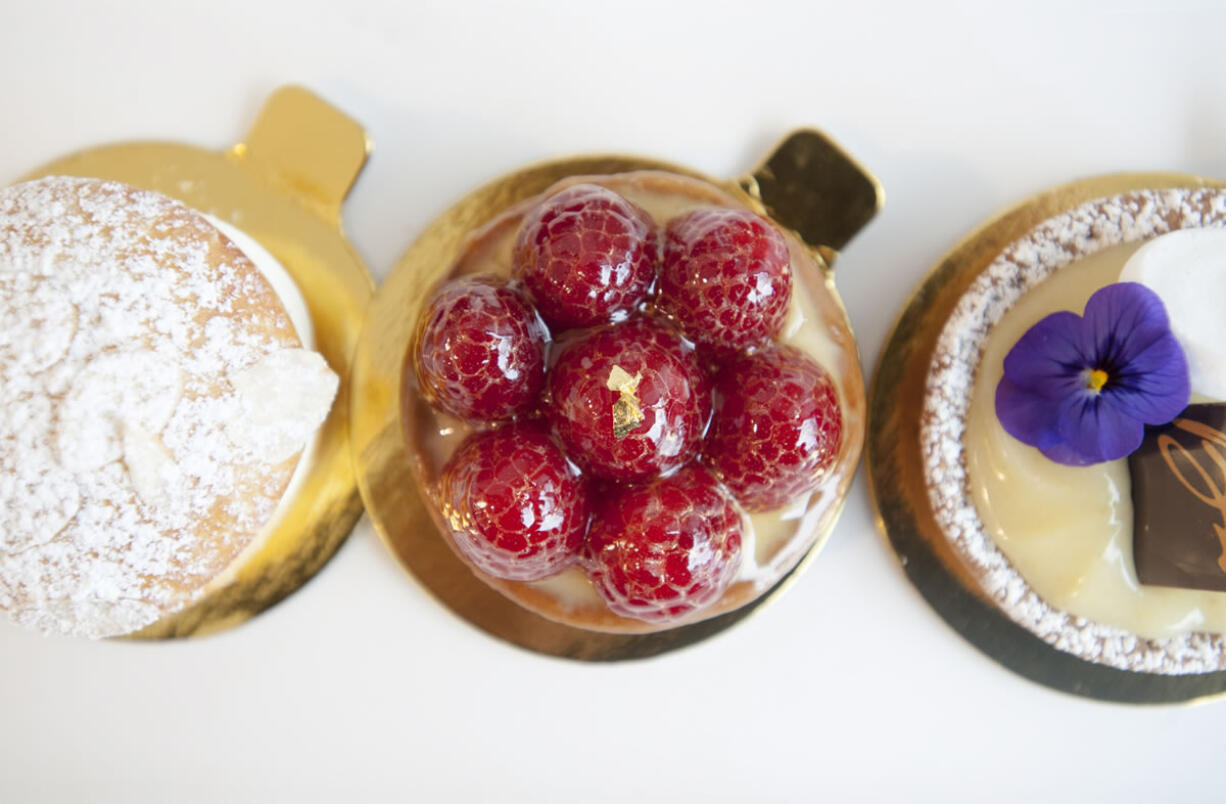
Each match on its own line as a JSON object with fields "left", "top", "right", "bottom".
{"left": 23, "top": 85, "right": 375, "bottom": 639}
{"left": 350, "top": 131, "right": 883, "bottom": 661}
{"left": 866, "top": 170, "right": 1226, "bottom": 703}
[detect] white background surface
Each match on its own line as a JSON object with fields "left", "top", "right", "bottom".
{"left": 1, "top": 1, "right": 1224, "bottom": 801}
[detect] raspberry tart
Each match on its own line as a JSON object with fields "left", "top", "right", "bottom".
{"left": 402, "top": 169, "right": 867, "bottom": 634}
{"left": 898, "top": 176, "right": 1226, "bottom": 681}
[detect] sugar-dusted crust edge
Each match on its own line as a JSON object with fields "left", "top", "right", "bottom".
{"left": 921, "top": 188, "right": 1226, "bottom": 674}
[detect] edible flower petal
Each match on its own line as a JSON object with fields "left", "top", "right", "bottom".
{"left": 995, "top": 282, "right": 1190, "bottom": 466}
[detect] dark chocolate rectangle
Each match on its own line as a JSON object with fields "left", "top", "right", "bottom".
{"left": 1129, "top": 403, "right": 1226, "bottom": 593}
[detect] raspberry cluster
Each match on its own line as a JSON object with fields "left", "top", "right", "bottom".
{"left": 411, "top": 181, "right": 844, "bottom": 625}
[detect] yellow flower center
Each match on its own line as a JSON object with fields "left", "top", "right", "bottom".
{"left": 1087, "top": 368, "right": 1109, "bottom": 393}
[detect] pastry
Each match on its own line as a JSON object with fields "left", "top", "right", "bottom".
{"left": 403, "top": 170, "right": 864, "bottom": 634}
{"left": 922, "top": 186, "right": 1226, "bottom": 673}
{"left": 0, "top": 176, "right": 338, "bottom": 638}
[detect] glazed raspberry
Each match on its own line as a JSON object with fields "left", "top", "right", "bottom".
{"left": 413, "top": 276, "right": 548, "bottom": 422}
{"left": 582, "top": 464, "right": 743, "bottom": 624}
{"left": 703, "top": 345, "right": 842, "bottom": 512}
{"left": 546, "top": 317, "right": 710, "bottom": 483}
{"left": 439, "top": 423, "right": 590, "bottom": 581}
{"left": 657, "top": 207, "right": 792, "bottom": 357}
{"left": 513, "top": 183, "right": 659, "bottom": 331}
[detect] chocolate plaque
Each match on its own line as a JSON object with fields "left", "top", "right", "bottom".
{"left": 1130, "top": 403, "right": 1226, "bottom": 592}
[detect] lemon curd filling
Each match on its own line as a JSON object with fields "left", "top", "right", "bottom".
{"left": 966, "top": 242, "right": 1226, "bottom": 640}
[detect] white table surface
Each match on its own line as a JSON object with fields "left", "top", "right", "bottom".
{"left": 2, "top": 1, "right": 1224, "bottom": 801}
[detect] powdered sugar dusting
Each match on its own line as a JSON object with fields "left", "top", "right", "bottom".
{"left": 0, "top": 176, "right": 310, "bottom": 638}
{"left": 922, "top": 188, "right": 1226, "bottom": 674}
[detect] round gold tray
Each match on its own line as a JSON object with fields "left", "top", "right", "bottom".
{"left": 351, "top": 131, "right": 883, "bottom": 660}
{"left": 23, "top": 86, "right": 375, "bottom": 638}
{"left": 867, "top": 171, "right": 1226, "bottom": 702}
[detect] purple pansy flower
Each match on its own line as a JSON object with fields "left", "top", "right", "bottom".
{"left": 995, "top": 282, "right": 1190, "bottom": 466}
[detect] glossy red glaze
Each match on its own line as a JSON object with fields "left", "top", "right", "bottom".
{"left": 439, "top": 423, "right": 591, "bottom": 581}
{"left": 703, "top": 345, "right": 842, "bottom": 512}
{"left": 513, "top": 184, "right": 659, "bottom": 331}
{"left": 657, "top": 207, "right": 792, "bottom": 357}
{"left": 582, "top": 464, "right": 743, "bottom": 624}
{"left": 413, "top": 277, "right": 548, "bottom": 422}
{"left": 545, "top": 317, "right": 711, "bottom": 483}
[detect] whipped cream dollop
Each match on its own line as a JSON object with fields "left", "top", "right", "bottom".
{"left": 1119, "top": 227, "right": 1226, "bottom": 400}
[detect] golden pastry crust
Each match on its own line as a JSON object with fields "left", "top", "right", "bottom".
{"left": 0, "top": 177, "right": 302, "bottom": 638}
{"left": 404, "top": 170, "right": 865, "bottom": 634}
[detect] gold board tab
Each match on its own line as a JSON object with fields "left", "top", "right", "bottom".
{"left": 742, "top": 129, "right": 883, "bottom": 265}
{"left": 236, "top": 85, "right": 372, "bottom": 222}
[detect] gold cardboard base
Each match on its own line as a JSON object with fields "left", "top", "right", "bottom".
{"left": 867, "top": 172, "right": 1226, "bottom": 702}
{"left": 24, "top": 86, "right": 375, "bottom": 638}
{"left": 351, "top": 132, "right": 882, "bottom": 660}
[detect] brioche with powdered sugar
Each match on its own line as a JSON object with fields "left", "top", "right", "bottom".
{"left": 0, "top": 176, "right": 337, "bottom": 638}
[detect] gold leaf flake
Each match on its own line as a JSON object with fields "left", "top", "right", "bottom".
{"left": 608, "top": 364, "right": 645, "bottom": 439}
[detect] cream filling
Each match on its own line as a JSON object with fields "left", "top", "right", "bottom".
{"left": 966, "top": 242, "right": 1226, "bottom": 640}
{"left": 208, "top": 217, "right": 315, "bottom": 347}
{"left": 198, "top": 216, "right": 327, "bottom": 595}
